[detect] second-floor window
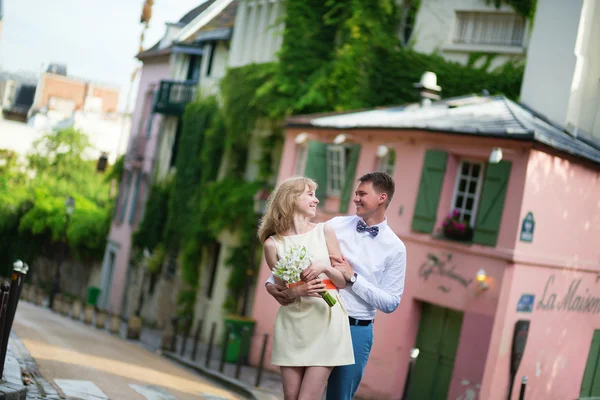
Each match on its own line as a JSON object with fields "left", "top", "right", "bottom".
{"left": 327, "top": 145, "right": 346, "bottom": 196}
{"left": 451, "top": 161, "right": 484, "bottom": 226}
{"left": 454, "top": 12, "right": 525, "bottom": 47}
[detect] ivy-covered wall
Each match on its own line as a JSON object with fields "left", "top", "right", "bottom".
{"left": 133, "top": 0, "right": 531, "bottom": 319}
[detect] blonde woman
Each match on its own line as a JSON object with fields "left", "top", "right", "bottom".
{"left": 258, "top": 177, "right": 354, "bottom": 400}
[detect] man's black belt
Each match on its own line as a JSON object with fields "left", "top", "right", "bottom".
{"left": 349, "top": 316, "right": 373, "bottom": 326}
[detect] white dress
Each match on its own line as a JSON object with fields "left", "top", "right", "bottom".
{"left": 270, "top": 223, "right": 355, "bottom": 367}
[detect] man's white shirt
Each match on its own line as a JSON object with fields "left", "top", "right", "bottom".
{"left": 267, "top": 215, "right": 406, "bottom": 320}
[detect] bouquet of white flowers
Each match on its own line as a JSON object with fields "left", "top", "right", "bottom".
{"left": 273, "top": 245, "right": 337, "bottom": 307}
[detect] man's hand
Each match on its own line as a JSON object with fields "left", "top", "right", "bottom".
{"left": 266, "top": 283, "right": 295, "bottom": 306}
{"left": 301, "top": 262, "right": 328, "bottom": 282}
{"left": 330, "top": 255, "right": 354, "bottom": 281}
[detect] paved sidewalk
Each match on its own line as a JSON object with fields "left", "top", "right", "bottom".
{"left": 7, "top": 332, "right": 61, "bottom": 399}
{"left": 136, "top": 327, "right": 284, "bottom": 400}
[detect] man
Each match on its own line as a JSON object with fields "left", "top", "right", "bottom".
{"left": 266, "top": 172, "right": 407, "bottom": 400}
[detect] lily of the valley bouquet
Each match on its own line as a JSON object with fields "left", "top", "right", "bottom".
{"left": 273, "top": 245, "right": 337, "bottom": 307}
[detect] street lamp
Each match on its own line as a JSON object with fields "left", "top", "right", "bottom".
{"left": 49, "top": 196, "right": 75, "bottom": 310}
{"left": 240, "top": 187, "right": 271, "bottom": 317}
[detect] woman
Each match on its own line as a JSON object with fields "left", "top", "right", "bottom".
{"left": 258, "top": 177, "right": 354, "bottom": 400}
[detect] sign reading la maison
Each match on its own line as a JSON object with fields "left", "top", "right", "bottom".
{"left": 537, "top": 275, "right": 600, "bottom": 313}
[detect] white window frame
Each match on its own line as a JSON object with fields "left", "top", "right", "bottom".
{"left": 376, "top": 150, "right": 396, "bottom": 176}
{"left": 326, "top": 145, "right": 346, "bottom": 197}
{"left": 453, "top": 11, "right": 526, "bottom": 47}
{"left": 294, "top": 144, "right": 308, "bottom": 175}
{"left": 450, "top": 160, "right": 485, "bottom": 227}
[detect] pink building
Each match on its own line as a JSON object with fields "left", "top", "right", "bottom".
{"left": 249, "top": 95, "right": 600, "bottom": 400}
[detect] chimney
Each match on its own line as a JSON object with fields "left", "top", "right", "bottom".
{"left": 414, "top": 71, "right": 441, "bottom": 107}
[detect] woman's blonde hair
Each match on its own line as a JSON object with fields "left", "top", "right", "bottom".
{"left": 258, "top": 177, "right": 317, "bottom": 243}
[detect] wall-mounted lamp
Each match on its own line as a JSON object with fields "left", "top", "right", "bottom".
{"left": 410, "top": 348, "right": 420, "bottom": 360}
{"left": 476, "top": 268, "right": 489, "bottom": 290}
{"left": 295, "top": 132, "right": 309, "bottom": 144}
{"left": 377, "top": 145, "right": 390, "bottom": 158}
{"left": 489, "top": 148, "right": 503, "bottom": 164}
{"left": 333, "top": 133, "right": 347, "bottom": 145}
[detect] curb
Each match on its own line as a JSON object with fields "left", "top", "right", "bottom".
{"left": 0, "top": 381, "right": 26, "bottom": 400}
{"left": 163, "top": 352, "right": 260, "bottom": 400}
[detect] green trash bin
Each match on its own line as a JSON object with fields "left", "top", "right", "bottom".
{"left": 223, "top": 315, "right": 256, "bottom": 363}
{"left": 87, "top": 286, "right": 101, "bottom": 306}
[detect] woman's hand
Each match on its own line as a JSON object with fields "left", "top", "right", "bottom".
{"left": 301, "top": 262, "right": 329, "bottom": 282}
{"left": 290, "top": 279, "right": 327, "bottom": 297}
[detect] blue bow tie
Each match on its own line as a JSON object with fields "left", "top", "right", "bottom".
{"left": 356, "top": 220, "right": 379, "bottom": 237}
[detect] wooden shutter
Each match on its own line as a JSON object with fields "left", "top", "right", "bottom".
{"left": 411, "top": 150, "right": 448, "bottom": 233}
{"left": 339, "top": 144, "right": 361, "bottom": 213}
{"left": 581, "top": 331, "right": 600, "bottom": 397}
{"left": 472, "top": 161, "right": 512, "bottom": 246}
{"left": 303, "top": 141, "right": 328, "bottom": 203}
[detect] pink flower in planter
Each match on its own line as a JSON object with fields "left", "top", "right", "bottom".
{"left": 457, "top": 223, "right": 465, "bottom": 232}
{"left": 453, "top": 209, "right": 460, "bottom": 218}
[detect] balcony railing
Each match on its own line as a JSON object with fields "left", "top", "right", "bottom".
{"left": 153, "top": 80, "right": 198, "bottom": 116}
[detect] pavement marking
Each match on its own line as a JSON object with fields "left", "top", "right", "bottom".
{"left": 54, "top": 379, "right": 109, "bottom": 400}
{"left": 197, "top": 394, "right": 231, "bottom": 400}
{"left": 129, "top": 384, "right": 176, "bottom": 399}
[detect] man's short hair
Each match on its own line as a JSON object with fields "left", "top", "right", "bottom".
{"left": 358, "top": 172, "right": 395, "bottom": 206}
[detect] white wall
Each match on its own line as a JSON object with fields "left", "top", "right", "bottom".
{"left": 520, "top": 0, "right": 599, "bottom": 138}
{"left": 228, "top": 0, "right": 285, "bottom": 67}
{"left": 412, "top": 0, "right": 527, "bottom": 70}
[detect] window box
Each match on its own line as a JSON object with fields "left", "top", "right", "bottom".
{"left": 441, "top": 210, "right": 474, "bottom": 242}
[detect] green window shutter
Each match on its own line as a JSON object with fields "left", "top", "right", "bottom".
{"left": 339, "top": 144, "right": 361, "bottom": 213}
{"left": 303, "top": 141, "right": 328, "bottom": 203}
{"left": 411, "top": 150, "right": 448, "bottom": 233}
{"left": 472, "top": 161, "right": 512, "bottom": 246}
{"left": 581, "top": 330, "right": 600, "bottom": 397}
{"left": 128, "top": 171, "right": 142, "bottom": 225}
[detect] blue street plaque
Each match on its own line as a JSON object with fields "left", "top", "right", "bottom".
{"left": 520, "top": 212, "right": 535, "bottom": 243}
{"left": 517, "top": 294, "right": 535, "bottom": 313}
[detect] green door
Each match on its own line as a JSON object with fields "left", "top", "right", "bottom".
{"left": 408, "top": 303, "right": 463, "bottom": 400}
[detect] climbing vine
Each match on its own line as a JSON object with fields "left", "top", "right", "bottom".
{"left": 139, "top": 0, "right": 533, "bottom": 318}
{"left": 485, "top": 0, "right": 537, "bottom": 22}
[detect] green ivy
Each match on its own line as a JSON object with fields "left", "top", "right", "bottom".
{"left": 485, "top": 0, "right": 536, "bottom": 22}
{"left": 132, "top": 178, "right": 172, "bottom": 253}
{"left": 220, "top": 63, "right": 277, "bottom": 177}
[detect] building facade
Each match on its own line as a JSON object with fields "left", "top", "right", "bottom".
{"left": 249, "top": 93, "right": 600, "bottom": 400}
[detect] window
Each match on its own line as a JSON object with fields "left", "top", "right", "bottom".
{"left": 451, "top": 161, "right": 484, "bottom": 226}
{"left": 170, "top": 119, "right": 182, "bottom": 168}
{"left": 295, "top": 144, "right": 308, "bottom": 175}
{"left": 206, "top": 242, "right": 221, "bottom": 299}
{"left": 206, "top": 43, "right": 217, "bottom": 77}
{"left": 326, "top": 145, "right": 346, "bottom": 196}
{"left": 454, "top": 12, "right": 525, "bottom": 47}
{"left": 377, "top": 149, "right": 396, "bottom": 176}
{"left": 399, "top": 0, "right": 419, "bottom": 46}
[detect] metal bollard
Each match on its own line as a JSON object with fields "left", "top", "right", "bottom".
{"left": 219, "top": 324, "right": 231, "bottom": 373}
{"left": 180, "top": 317, "right": 191, "bottom": 357}
{"left": 235, "top": 327, "right": 249, "bottom": 380}
{"left": 0, "top": 282, "right": 11, "bottom": 374}
{"left": 0, "top": 261, "right": 28, "bottom": 378}
{"left": 191, "top": 320, "right": 203, "bottom": 362}
{"left": 255, "top": 333, "right": 269, "bottom": 387}
{"left": 519, "top": 376, "right": 527, "bottom": 400}
{"left": 205, "top": 322, "right": 217, "bottom": 368}
{"left": 170, "top": 317, "right": 179, "bottom": 353}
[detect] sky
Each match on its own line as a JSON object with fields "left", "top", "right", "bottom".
{"left": 0, "top": 0, "right": 205, "bottom": 112}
